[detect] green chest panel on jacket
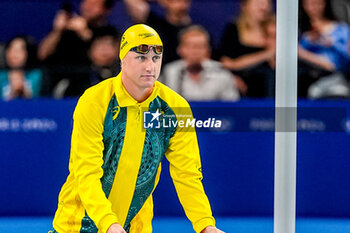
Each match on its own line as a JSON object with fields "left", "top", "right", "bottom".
{"left": 80, "top": 96, "right": 177, "bottom": 233}
{"left": 124, "top": 97, "right": 177, "bottom": 230}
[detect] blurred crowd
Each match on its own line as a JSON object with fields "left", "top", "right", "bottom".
{"left": 0, "top": 0, "right": 350, "bottom": 101}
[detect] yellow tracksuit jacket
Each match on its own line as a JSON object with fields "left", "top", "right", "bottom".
{"left": 52, "top": 73, "right": 215, "bottom": 233}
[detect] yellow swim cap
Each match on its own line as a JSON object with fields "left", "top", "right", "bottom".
{"left": 119, "top": 24, "right": 163, "bottom": 60}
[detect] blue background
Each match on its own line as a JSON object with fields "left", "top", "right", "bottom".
{"left": 0, "top": 99, "right": 350, "bottom": 219}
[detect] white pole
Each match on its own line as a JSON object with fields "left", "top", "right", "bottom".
{"left": 274, "top": 0, "right": 298, "bottom": 233}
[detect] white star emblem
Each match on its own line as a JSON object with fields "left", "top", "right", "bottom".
{"left": 150, "top": 109, "right": 162, "bottom": 122}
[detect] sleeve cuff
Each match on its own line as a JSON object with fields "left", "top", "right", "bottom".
{"left": 193, "top": 217, "right": 216, "bottom": 233}
{"left": 98, "top": 214, "right": 119, "bottom": 233}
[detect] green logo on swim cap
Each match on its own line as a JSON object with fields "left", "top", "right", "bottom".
{"left": 139, "top": 33, "right": 156, "bottom": 39}
{"left": 121, "top": 41, "right": 128, "bottom": 50}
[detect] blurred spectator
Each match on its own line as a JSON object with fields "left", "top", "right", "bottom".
{"left": 161, "top": 25, "right": 240, "bottom": 101}
{"left": 88, "top": 25, "right": 120, "bottom": 85}
{"left": 219, "top": 0, "right": 275, "bottom": 98}
{"left": 123, "top": 0, "right": 193, "bottom": 65}
{"left": 263, "top": 15, "right": 276, "bottom": 69}
{"left": 0, "top": 36, "right": 42, "bottom": 100}
{"left": 38, "top": 0, "right": 117, "bottom": 98}
{"left": 298, "top": 0, "right": 350, "bottom": 98}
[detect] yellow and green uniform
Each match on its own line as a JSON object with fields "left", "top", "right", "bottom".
{"left": 53, "top": 73, "right": 215, "bottom": 233}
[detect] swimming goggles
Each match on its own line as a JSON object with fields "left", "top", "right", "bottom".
{"left": 130, "top": 44, "right": 163, "bottom": 55}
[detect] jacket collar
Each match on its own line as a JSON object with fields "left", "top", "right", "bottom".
{"left": 114, "top": 73, "right": 159, "bottom": 107}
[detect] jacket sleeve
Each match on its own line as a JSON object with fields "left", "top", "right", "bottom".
{"left": 71, "top": 95, "right": 119, "bottom": 233}
{"left": 165, "top": 110, "right": 216, "bottom": 233}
